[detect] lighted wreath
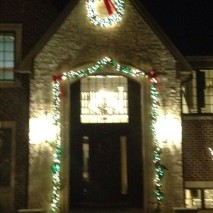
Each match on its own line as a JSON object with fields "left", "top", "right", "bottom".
{"left": 86, "top": 0, "right": 125, "bottom": 27}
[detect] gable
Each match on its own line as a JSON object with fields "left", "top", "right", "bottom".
{"left": 19, "top": 0, "right": 191, "bottom": 73}
{"left": 29, "top": 1, "right": 186, "bottom": 211}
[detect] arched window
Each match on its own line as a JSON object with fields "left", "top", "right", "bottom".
{"left": 80, "top": 75, "right": 128, "bottom": 123}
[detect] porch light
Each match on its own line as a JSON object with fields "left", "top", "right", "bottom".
{"left": 29, "top": 113, "right": 56, "bottom": 144}
{"left": 155, "top": 114, "right": 181, "bottom": 146}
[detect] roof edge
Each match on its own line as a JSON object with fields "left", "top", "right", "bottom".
{"left": 18, "top": 0, "right": 192, "bottom": 73}
{"left": 18, "top": 0, "right": 79, "bottom": 71}
{"left": 131, "top": 0, "right": 192, "bottom": 72}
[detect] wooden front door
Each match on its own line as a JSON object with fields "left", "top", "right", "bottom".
{"left": 88, "top": 130, "right": 120, "bottom": 202}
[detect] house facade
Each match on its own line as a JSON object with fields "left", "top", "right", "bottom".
{"left": 0, "top": 0, "right": 212, "bottom": 213}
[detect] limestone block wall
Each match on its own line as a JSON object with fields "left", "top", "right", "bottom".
{"left": 28, "top": 143, "right": 53, "bottom": 210}
{"left": 29, "top": 0, "right": 183, "bottom": 212}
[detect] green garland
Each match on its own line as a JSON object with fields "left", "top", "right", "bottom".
{"left": 51, "top": 56, "right": 164, "bottom": 212}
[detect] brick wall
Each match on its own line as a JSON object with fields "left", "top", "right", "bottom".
{"left": 0, "top": 1, "right": 59, "bottom": 211}
{"left": 0, "top": 0, "right": 59, "bottom": 57}
{"left": 183, "top": 116, "right": 213, "bottom": 181}
{"left": 0, "top": 74, "right": 29, "bottom": 212}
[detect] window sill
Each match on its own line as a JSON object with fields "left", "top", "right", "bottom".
{"left": 182, "top": 114, "right": 213, "bottom": 120}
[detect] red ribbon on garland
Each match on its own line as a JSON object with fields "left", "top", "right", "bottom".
{"left": 148, "top": 70, "right": 158, "bottom": 79}
{"left": 103, "top": 0, "right": 118, "bottom": 15}
{"left": 52, "top": 74, "right": 63, "bottom": 82}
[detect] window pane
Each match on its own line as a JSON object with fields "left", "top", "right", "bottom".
{"left": 5, "top": 52, "right": 13, "bottom": 61}
{"left": 120, "top": 136, "right": 128, "bottom": 194}
{"left": 0, "top": 42, "right": 3, "bottom": 51}
{"left": 185, "top": 189, "right": 202, "bottom": 209}
{"left": 182, "top": 70, "right": 213, "bottom": 114}
{"left": 82, "top": 136, "right": 90, "bottom": 196}
{"left": 182, "top": 71, "right": 198, "bottom": 113}
{"left": 201, "top": 70, "right": 213, "bottom": 113}
{"left": 0, "top": 52, "right": 3, "bottom": 59}
{"left": 5, "top": 61, "right": 14, "bottom": 68}
{"left": 5, "top": 42, "right": 14, "bottom": 52}
{"left": 0, "top": 32, "right": 15, "bottom": 81}
{"left": 204, "top": 189, "right": 213, "bottom": 208}
{"left": 80, "top": 75, "right": 129, "bottom": 123}
{"left": 4, "top": 71, "right": 14, "bottom": 80}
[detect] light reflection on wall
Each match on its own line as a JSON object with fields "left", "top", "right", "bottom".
{"left": 29, "top": 113, "right": 56, "bottom": 144}
{"left": 28, "top": 114, "right": 54, "bottom": 210}
{"left": 155, "top": 113, "right": 182, "bottom": 147}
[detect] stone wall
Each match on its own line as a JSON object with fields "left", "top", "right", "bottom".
{"left": 30, "top": 0, "right": 183, "bottom": 212}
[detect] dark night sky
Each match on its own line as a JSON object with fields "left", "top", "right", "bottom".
{"left": 142, "top": 0, "right": 213, "bottom": 56}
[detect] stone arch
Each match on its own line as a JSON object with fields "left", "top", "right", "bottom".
{"left": 50, "top": 56, "right": 162, "bottom": 213}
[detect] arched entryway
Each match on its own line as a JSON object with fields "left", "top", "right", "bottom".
{"left": 69, "top": 75, "right": 143, "bottom": 209}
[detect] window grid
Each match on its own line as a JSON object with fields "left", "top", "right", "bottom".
{"left": 0, "top": 32, "right": 15, "bottom": 80}
{"left": 182, "top": 70, "right": 213, "bottom": 114}
{"left": 185, "top": 189, "right": 213, "bottom": 209}
{"left": 80, "top": 75, "right": 128, "bottom": 123}
{"left": 201, "top": 70, "right": 213, "bottom": 113}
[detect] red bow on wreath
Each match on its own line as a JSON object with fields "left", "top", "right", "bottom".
{"left": 103, "top": 0, "right": 118, "bottom": 15}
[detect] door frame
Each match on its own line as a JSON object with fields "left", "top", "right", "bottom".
{"left": 69, "top": 76, "right": 144, "bottom": 208}
{"left": 59, "top": 70, "right": 153, "bottom": 213}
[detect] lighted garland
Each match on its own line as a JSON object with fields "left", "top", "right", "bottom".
{"left": 86, "top": 0, "right": 125, "bottom": 27}
{"left": 51, "top": 76, "right": 63, "bottom": 213}
{"left": 51, "top": 56, "right": 164, "bottom": 212}
{"left": 149, "top": 71, "right": 165, "bottom": 205}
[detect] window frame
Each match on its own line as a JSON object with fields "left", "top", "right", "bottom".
{"left": 80, "top": 75, "right": 129, "bottom": 124}
{"left": 182, "top": 69, "right": 213, "bottom": 114}
{"left": 0, "top": 24, "right": 22, "bottom": 83}
{"left": 185, "top": 188, "right": 213, "bottom": 209}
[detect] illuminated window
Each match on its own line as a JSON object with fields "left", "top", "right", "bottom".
{"left": 80, "top": 75, "right": 128, "bottom": 123}
{"left": 204, "top": 189, "right": 213, "bottom": 208}
{"left": 185, "top": 189, "right": 213, "bottom": 209}
{"left": 0, "top": 24, "right": 22, "bottom": 82}
{"left": 0, "top": 33, "right": 15, "bottom": 80}
{"left": 182, "top": 70, "right": 213, "bottom": 114}
{"left": 203, "top": 71, "right": 213, "bottom": 113}
{"left": 185, "top": 189, "right": 202, "bottom": 209}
